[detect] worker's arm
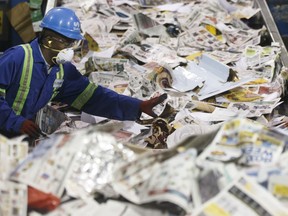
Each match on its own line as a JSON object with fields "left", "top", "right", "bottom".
{"left": 55, "top": 63, "right": 167, "bottom": 120}
{"left": 0, "top": 47, "right": 28, "bottom": 133}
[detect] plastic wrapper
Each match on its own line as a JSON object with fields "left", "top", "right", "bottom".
{"left": 10, "top": 125, "right": 137, "bottom": 199}
{"left": 67, "top": 131, "right": 136, "bottom": 197}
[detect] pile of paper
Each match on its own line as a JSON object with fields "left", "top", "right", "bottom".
{"left": 60, "top": 0, "right": 288, "bottom": 139}
{"left": 3, "top": 0, "right": 288, "bottom": 215}
{"left": 2, "top": 118, "right": 288, "bottom": 215}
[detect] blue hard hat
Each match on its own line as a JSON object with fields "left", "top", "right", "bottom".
{"left": 40, "top": 7, "right": 83, "bottom": 40}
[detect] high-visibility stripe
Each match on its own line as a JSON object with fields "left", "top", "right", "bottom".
{"left": 12, "top": 44, "right": 33, "bottom": 115}
{"left": 71, "top": 82, "right": 98, "bottom": 110}
{"left": 50, "top": 64, "right": 64, "bottom": 101}
{"left": 0, "top": 88, "right": 5, "bottom": 97}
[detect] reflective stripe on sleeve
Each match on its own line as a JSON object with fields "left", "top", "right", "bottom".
{"left": 71, "top": 82, "right": 98, "bottom": 110}
{"left": 0, "top": 88, "right": 5, "bottom": 97}
{"left": 50, "top": 64, "right": 64, "bottom": 101}
{"left": 12, "top": 44, "right": 33, "bottom": 115}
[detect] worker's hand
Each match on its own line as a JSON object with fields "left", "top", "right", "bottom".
{"left": 140, "top": 93, "right": 167, "bottom": 118}
{"left": 20, "top": 120, "right": 41, "bottom": 139}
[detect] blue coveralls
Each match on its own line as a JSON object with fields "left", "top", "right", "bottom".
{"left": 0, "top": 38, "right": 141, "bottom": 133}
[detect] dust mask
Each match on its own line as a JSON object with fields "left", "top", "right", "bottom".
{"left": 53, "top": 48, "right": 74, "bottom": 64}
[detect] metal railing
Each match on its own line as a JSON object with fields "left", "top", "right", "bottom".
{"left": 255, "top": 0, "right": 288, "bottom": 67}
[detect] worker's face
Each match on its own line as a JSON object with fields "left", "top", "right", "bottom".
{"left": 41, "top": 33, "right": 79, "bottom": 64}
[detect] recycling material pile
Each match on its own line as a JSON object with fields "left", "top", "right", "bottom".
{"left": 2, "top": 0, "right": 288, "bottom": 215}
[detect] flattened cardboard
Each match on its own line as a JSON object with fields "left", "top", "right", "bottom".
{"left": 6, "top": 2, "right": 36, "bottom": 43}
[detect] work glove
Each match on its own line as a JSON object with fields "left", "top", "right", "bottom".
{"left": 20, "top": 120, "right": 41, "bottom": 138}
{"left": 139, "top": 93, "right": 167, "bottom": 118}
{"left": 28, "top": 186, "right": 60, "bottom": 214}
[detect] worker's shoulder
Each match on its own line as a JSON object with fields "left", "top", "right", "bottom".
{"left": 4, "top": 44, "right": 26, "bottom": 56}
{"left": 0, "top": 45, "right": 26, "bottom": 63}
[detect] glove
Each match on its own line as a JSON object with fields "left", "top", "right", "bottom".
{"left": 20, "top": 120, "right": 41, "bottom": 138}
{"left": 28, "top": 186, "right": 60, "bottom": 214}
{"left": 139, "top": 93, "right": 167, "bottom": 118}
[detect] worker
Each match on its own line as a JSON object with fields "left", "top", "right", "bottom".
{"left": 0, "top": 7, "right": 167, "bottom": 139}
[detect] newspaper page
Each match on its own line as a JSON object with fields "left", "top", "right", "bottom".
{"left": 227, "top": 99, "right": 282, "bottom": 118}
{"left": 118, "top": 28, "right": 142, "bottom": 47}
{"left": 89, "top": 33, "right": 120, "bottom": 50}
{"left": 89, "top": 71, "right": 129, "bottom": 92}
{"left": 205, "top": 50, "right": 242, "bottom": 65}
{"left": 220, "top": 87, "right": 263, "bottom": 102}
{"left": 112, "top": 149, "right": 198, "bottom": 214}
{"left": 35, "top": 105, "right": 68, "bottom": 134}
{"left": 225, "top": 30, "right": 255, "bottom": 49}
{"left": 269, "top": 176, "right": 288, "bottom": 207}
{"left": 183, "top": 5, "right": 203, "bottom": 30}
{"left": 244, "top": 155, "right": 288, "bottom": 208}
{"left": 197, "top": 118, "right": 286, "bottom": 167}
{"left": 81, "top": 14, "right": 120, "bottom": 34}
{"left": 234, "top": 45, "right": 282, "bottom": 81}
{"left": 193, "top": 175, "right": 288, "bottom": 216}
{"left": 0, "top": 180, "right": 27, "bottom": 216}
{"left": 10, "top": 133, "right": 83, "bottom": 197}
{"left": 179, "top": 26, "right": 227, "bottom": 51}
{"left": 43, "top": 198, "right": 170, "bottom": 216}
{"left": 244, "top": 45, "right": 281, "bottom": 69}
{"left": 90, "top": 57, "right": 129, "bottom": 72}
{"left": 139, "top": 0, "right": 180, "bottom": 7}
{"left": 119, "top": 43, "right": 187, "bottom": 67}
{"left": 132, "top": 12, "right": 166, "bottom": 36}
{"left": 0, "top": 135, "right": 28, "bottom": 180}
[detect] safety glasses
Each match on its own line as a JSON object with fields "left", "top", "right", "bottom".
{"left": 45, "top": 36, "right": 79, "bottom": 50}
